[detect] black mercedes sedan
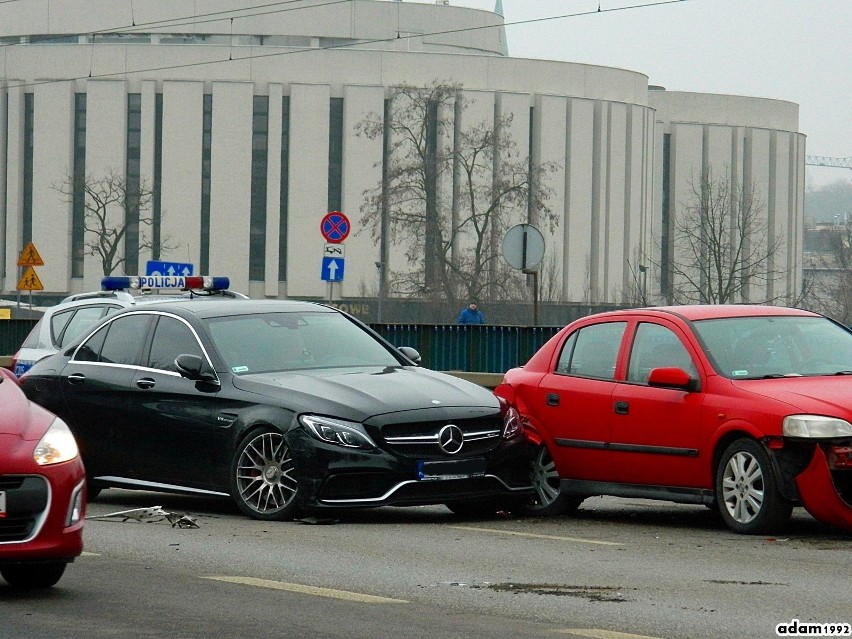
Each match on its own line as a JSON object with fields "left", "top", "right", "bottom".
{"left": 19, "top": 300, "right": 533, "bottom": 520}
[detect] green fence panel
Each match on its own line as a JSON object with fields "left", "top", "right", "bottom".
{"left": 0, "top": 319, "right": 38, "bottom": 358}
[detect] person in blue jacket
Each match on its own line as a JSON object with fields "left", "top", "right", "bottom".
{"left": 457, "top": 302, "right": 485, "bottom": 325}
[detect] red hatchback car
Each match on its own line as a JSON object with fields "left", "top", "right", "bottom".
{"left": 496, "top": 305, "right": 852, "bottom": 534}
{"left": 0, "top": 368, "right": 86, "bottom": 587}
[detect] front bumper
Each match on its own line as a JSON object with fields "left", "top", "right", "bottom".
{"left": 0, "top": 463, "right": 86, "bottom": 564}
{"left": 291, "top": 431, "right": 534, "bottom": 509}
{"left": 795, "top": 444, "right": 852, "bottom": 531}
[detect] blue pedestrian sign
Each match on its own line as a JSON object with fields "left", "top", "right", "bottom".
{"left": 146, "top": 260, "right": 194, "bottom": 277}
{"left": 321, "top": 257, "right": 345, "bottom": 282}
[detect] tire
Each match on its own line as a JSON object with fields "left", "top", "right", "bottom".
{"left": 525, "top": 445, "right": 584, "bottom": 516}
{"left": 230, "top": 428, "right": 301, "bottom": 521}
{"left": 1, "top": 562, "right": 66, "bottom": 588}
{"left": 716, "top": 438, "right": 793, "bottom": 535}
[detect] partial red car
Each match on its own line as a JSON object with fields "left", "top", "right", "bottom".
{"left": 496, "top": 305, "right": 852, "bottom": 534}
{"left": 0, "top": 368, "right": 86, "bottom": 587}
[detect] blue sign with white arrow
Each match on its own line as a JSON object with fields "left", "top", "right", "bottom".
{"left": 321, "top": 257, "right": 345, "bottom": 282}
{"left": 146, "top": 260, "right": 194, "bottom": 277}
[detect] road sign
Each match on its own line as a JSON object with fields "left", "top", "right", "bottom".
{"left": 17, "top": 266, "right": 44, "bottom": 291}
{"left": 146, "top": 260, "right": 194, "bottom": 277}
{"left": 323, "top": 243, "right": 345, "bottom": 258}
{"left": 320, "top": 211, "right": 351, "bottom": 244}
{"left": 321, "top": 257, "right": 345, "bottom": 281}
{"left": 501, "top": 223, "right": 545, "bottom": 271}
{"left": 17, "top": 242, "right": 44, "bottom": 267}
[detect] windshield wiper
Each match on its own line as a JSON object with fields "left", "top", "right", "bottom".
{"left": 833, "top": 370, "right": 852, "bottom": 376}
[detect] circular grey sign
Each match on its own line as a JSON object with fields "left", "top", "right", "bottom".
{"left": 501, "top": 223, "right": 545, "bottom": 271}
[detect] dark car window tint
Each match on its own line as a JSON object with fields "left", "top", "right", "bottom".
{"left": 148, "top": 316, "right": 204, "bottom": 372}
{"left": 98, "top": 315, "right": 153, "bottom": 365}
{"left": 59, "top": 306, "right": 109, "bottom": 348}
{"left": 74, "top": 324, "right": 109, "bottom": 362}
{"left": 627, "top": 323, "right": 697, "bottom": 383}
{"left": 563, "top": 322, "right": 626, "bottom": 379}
{"left": 50, "top": 309, "right": 75, "bottom": 348}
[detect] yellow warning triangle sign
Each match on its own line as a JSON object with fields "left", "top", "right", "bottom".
{"left": 17, "top": 241, "right": 45, "bottom": 267}
{"left": 17, "top": 266, "right": 44, "bottom": 291}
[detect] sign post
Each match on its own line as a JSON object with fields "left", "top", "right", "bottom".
{"left": 319, "top": 212, "right": 350, "bottom": 303}
{"left": 501, "top": 224, "right": 545, "bottom": 326}
{"left": 17, "top": 242, "right": 45, "bottom": 312}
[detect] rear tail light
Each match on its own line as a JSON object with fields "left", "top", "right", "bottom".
{"left": 497, "top": 396, "right": 523, "bottom": 440}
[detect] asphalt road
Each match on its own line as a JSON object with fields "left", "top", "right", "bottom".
{"left": 2, "top": 490, "right": 850, "bottom": 639}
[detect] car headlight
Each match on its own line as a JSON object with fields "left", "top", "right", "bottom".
{"left": 299, "top": 415, "right": 376, "bottom": 450}
{"left": 33, "top": 418, "right": 80, "bottom": 465}
{"left": 783, "top": 415, "right": 852, "bottom": 439}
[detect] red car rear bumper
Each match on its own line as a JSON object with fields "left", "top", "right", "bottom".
{"left": 795, "top": 445, "right": 852, "bottom": 531}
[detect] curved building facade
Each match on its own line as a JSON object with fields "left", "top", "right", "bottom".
{"left": 0, "top": 0, "right": 805, "bottom": 319}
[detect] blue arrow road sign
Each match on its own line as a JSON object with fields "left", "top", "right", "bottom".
{"left": 146, "top": 260, "right": 194, "bottom": 277}
{"left": 321, "top": 257, "right": 345, "bottom": 281}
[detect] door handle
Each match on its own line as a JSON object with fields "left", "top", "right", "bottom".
{"left": 67, "top": 372, "right": 86, "bottom": 385}
{"left": 136, "top": 378, "right": 156, "bottom": 390}
{"left": 546, "top": 393, "right": 560, "bottom": 406}
{"left": 614, "top": 400, "right": 629, "bottom": 415}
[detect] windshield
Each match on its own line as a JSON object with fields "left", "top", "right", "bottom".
{"left": 693, "top": 315, "right": 852, "bottom": 379}
{"left": 206, "top": 311, "right": 402, "bottom": 374}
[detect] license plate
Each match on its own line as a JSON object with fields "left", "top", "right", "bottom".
{"left": 0, "top": 490, "right": 6, "bottom": 518}
{"left": 417, "top": 458, "right": 487, "bottom": 480}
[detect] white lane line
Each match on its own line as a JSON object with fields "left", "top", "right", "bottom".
{"left": 554, "top": 630, "right": 664, "bottom": 639}
{"left": 203, "top": 576, "right": 409, "bottom": 604}
{"left": 449, "top": 525, "right": 624, "bottom": 546}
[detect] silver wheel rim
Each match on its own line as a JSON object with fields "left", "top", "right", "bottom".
{"left": 721, "top": 451, "right": 764, "bottom": 524}
{"left": 236, "top": 432, "right": 298, "bottom": 514}
{"left": 532, "top": 447, "right": 561, "bottom": 507}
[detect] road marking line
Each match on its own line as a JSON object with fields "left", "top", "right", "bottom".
{"left": 450, "top": 526, "right": 623, "bottom": 546}
{"left": 203, "top": 576, "right": 409, "bottom": 604}
{"left": 554, "top": 630, "right": 663, "bottom": 639}
{"left": 81, "top": 551, "right": 100, "bottom": 556}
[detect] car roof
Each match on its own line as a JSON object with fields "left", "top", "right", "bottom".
{"left": 111, "top": 298, "right": 338, "bottom": 320}
{"left": 584, "top": 304, "right": 820, "bottom": 323}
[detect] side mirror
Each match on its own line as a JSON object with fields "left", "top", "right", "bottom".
{"left": 175, "top": 354, "right": 219, "bottom": 384}
{"left": 647, "top": 366, "right": 699, "bottom": 392}
{"left": 398, "top": 346, "right": 422, "bottom": 366}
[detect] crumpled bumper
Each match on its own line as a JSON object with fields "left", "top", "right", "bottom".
{"left": 795, "top": 445, "right": 852, "bottom": 531}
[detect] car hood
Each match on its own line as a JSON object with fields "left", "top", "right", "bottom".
{"left": 736, "top": 375, "right": 852, "bottom": 416}
{"left": 231, "top": 366, "right": 498, "bottom": 419}
{"left": 0, "top": 382, "right": 51, "bottom": 442}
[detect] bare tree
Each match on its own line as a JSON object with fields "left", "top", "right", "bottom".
{"left": 664, "top": 166, "right": 784, "bottom": 305}
{"left": 357, "top": 81, "right": 558, "bottom": 315}
{"left": 800, "top": 222, "right": 852, "bottom": 323}
{"left": 56, "top": 169, "right": 174, "bottom": 276}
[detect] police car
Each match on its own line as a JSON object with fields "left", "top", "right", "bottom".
{"left": 11, "top": 276, "right": 245, "bottom": 376}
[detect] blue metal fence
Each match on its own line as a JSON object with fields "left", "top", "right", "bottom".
{"left": 0, "top": 319, "right": 561, "bottom": 374}
{"left": 369, "top": 324, "right": 561, "bottom": 373}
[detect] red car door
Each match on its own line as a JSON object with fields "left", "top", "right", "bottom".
{"left": 608, "top": 320, "right": 707, "bottom": 488}
{"left": 531, "top": 321, "right": 627, "bottom": 482}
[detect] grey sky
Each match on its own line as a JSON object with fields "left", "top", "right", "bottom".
{"left": 442, "top": 0, "right": 851, "bottom": 188}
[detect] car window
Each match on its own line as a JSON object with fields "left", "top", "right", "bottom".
{"left": 557, "top": 322, "right": 626, "bottom": 379}
{"left": 627, "top": 323, "right": 697, "bottom": 383}
{"left": 206, "top": 311, "right": 400, "bottom": 374}
{"left": 58, "top": 305, "right": 111, "bottom": 348}
{"left": 97, "top": 315, "right": 153, "bottom": 366}
{"left": 74, "top": 323, "right": 109, "bottom": 362}
{"left": 146, "top": 316, "right": 205, "bottom": 372}
{"left": 19, "top": 319, "right": 43, "bottom": 349}
{"left": 50, "top": 309, "right": 75, "bottom": 348}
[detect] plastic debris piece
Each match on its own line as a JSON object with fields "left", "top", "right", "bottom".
{"left": 87, "top": 506, "right": 199, "bottom": 529}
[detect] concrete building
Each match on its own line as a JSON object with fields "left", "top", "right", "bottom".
{"left": 0, "top": 0, "right": 805, "bottom": 320}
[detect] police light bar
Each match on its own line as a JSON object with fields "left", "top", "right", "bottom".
{"left": 101, "top": 276, "right": 230, "bottom": 291}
